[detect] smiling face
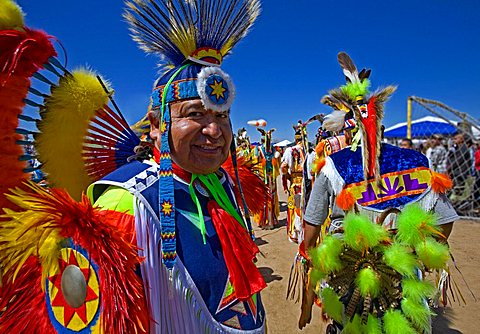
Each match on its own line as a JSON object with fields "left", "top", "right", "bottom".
{"left": 149, "top": 99, "right": 232, "bottom": 174}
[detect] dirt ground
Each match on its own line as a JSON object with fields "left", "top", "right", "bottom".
{"left": 254, "top": 191, "right": 480, "bottom": 334}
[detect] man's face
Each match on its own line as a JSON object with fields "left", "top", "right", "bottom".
{"left": 149, "top": 99, "right": 232, "bottom": 174}
{"left": 453, "top": 134, "right": 464, "bottom": 146}
{"left": 399, "top": 140, "right": 412, "bottom": 149}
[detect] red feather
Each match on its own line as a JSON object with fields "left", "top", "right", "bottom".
{"left": 222, "top": 155, "right": 269, "bottom": 216}
{"left": 0, "top": 28, "right": 56, "bottom": 212}
{"left": 0, "top": 256, "right": 56, "bottom": 333}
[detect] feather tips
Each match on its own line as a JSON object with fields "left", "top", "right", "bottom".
{"left": 0, "top": 0, "right": 25, "bottom": 30}
{"left": 124, "top": 0, "right": 260, "bottom": 67}
{"left": 338, "top": 51, "right": 359, "bottom": 83}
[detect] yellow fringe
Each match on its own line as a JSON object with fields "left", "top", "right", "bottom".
{"left": 35, "top": 69, "right": 109, "bottom": 200}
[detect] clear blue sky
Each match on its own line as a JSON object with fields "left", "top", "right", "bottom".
{"left": 18, "top": 0, "right": 480, "bottom": 142}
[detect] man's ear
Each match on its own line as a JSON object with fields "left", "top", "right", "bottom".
{"left": 147, "top": 110, "right": 160, "bottom": 142}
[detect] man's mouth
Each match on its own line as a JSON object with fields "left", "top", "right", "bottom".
{"left": 194, "top": 144, "right": 222, "bottom": 153}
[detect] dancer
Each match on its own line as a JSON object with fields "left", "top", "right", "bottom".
{"left": 281, "top": 125, "right": 308, "bottom": 243}
{"left": 299, "top": 52, "right": 458, "bottom": 332}
{"left": 0, "top": 1, "right": 267, "bottom": 333}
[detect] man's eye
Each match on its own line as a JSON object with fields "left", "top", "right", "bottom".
{"left": 217, "top": 113, "right": 229, "bottom": 119}
{"left": 187, "top": 111, "right": 203, "bottom": 117}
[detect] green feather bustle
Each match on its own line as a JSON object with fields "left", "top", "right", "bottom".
{"left": 366, "top": 314, "right": 382, "bottom": 334}
{"left": 383, "top": 243, "right": 417, "bottom": 277}
{"left": 383, "top": 310, "right": 417, "bottom": 334}
{"left": 309, "top": 235, "right": 343, "bottom": 275}
{"left": 320, "top": 287, "right": 344, "bottom": 323}
{"left": 355, "top": 267, "right": 381, "bottom": 298}
{"left": 342, "top": 314, "right": 363, "bottom": 334}
{"left": 415, "top": 237, "right": 449, "bottom": 269}
{"left": 402, "top": 278, "right": 436, "bottom": 303}
{"left": 343, "top": 214, "right": 388, "bottom": 252}
{"left": 310, "top": 268, "right": 325, "bottom": 284}
{"left": 396, "top": 204, "right": 440, "bottom": 246}
{"left": 401, "top": 297, "right": 434, "bottom": 332}
{"left": 340, "top": 79, "right": 370, "bottom": 100}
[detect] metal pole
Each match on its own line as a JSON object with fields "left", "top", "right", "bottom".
{"left": 407, "top": 96, "right": 412, "bottom": 139}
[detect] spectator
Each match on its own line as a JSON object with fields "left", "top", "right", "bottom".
{"left": 427, "top": 134, "right": 447, "bottom": 173}
{"left": 447, "top": 133, "right": 472, "bottom": 196}
{"left": 399, "top": 138, "right": 413, "bottom": 149}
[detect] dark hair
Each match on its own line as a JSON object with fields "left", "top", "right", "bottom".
{"left": 401, "top": 138, "right": 413, "bottom": 146}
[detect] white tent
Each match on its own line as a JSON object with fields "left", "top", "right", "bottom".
{"left": 273, "top": 139, "right": 291, "bottom": 147}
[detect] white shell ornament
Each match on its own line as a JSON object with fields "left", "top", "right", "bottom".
{"left": 61, "top": 264, "right": 87, "bottom": 308}
{"left": 197, "top": 66, "right": 235, "bottom": 112}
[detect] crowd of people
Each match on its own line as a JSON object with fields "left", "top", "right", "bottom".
{"left": 395, "top": 133, "right": 480, "bottom": 213}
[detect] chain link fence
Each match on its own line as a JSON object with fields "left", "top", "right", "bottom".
{"left": 384, "top": 97, "right": 480, "bottom": 219}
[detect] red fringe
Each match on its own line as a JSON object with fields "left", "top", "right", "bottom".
{"left": 222, "top": 155, "right": 269, "bottom": 216}
{"left": 207, "top": 200, "right": 266, "bottom": 300}
{"left": 0, "top": 256, "right": 56, "bottom": 333}
{"left": 336, "top": 188, "right": 356, "bottom": 211}
{"left": 431, "top": 172, "right": 453, "bottom": 194}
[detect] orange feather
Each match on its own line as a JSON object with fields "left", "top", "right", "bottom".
{"left": 431, "top": 171, "right": 453, "bottom": 194}
{"left": 336, "top": 187, "right": 356, "bottom": 211}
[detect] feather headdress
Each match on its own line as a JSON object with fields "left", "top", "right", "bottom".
{"left": 322, "top": 52, "right": 396, "bottom": 181}
{"left": 125, "top": 0, "right": 261, "bottom": 270}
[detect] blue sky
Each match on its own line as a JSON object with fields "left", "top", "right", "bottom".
{"left": 18, "top": 0, "right": 480, "bottom": 142}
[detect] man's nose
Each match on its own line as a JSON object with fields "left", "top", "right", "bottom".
{"left": 201, "top": 118, "right": 222, "bottom": 139}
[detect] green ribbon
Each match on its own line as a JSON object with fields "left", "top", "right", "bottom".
{"left": 189, "top": 172, "right": 246, "bottom": 244}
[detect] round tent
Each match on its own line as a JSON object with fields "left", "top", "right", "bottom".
{"left": 384, "top": 116, "right": 458, "bottom": 138}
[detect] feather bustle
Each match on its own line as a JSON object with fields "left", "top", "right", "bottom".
{"left": 0, "top": 182, "right": 148, "bottom": 333}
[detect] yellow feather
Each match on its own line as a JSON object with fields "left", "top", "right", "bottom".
{"left": 35, "top": 69, "right": 110, "bottom": 200}
{"left": 0, "top": 0, "right": 25, "bottom": 30}
{"left": 0, "top": 185, "right": 63, "bottom": 284}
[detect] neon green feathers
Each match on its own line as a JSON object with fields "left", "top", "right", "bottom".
{"left": 343, "top": 213, "right": 388, "bottom": 252}
{"left": 309, "top": 235, "right": 343, "bottom": 274}
{"left": 396, "top": 204, "right": 441, "bottom": 246}
{"left": 383, "top": 310, "right": 417, "bottom": 334}
{"left": 415, "top": 237, "right": 449, "bottom": 269}
{"left": 402, "top": 278, "right": 436, "bottom": 303}
{"left": 309, "top": 206, "right": 448, "bottom": 333}
{"left": 340, "top": 79, "right": 370, "bottom": 100}
{"left": 35, "top": 69, "right": 109, "bottom": 200}
{"left": 0, "top": 0, "right": 24, "bottom": 30}
{"left": 401, "top": 297, "right": 434, "bottom": 332}
{"left": 355, "top": 267, "right": 381, "bottom": 298}
{"left": 320, "top": 287, "right": 343, "bottom": 323}
{"left": 383, "top": 243, "right": 417, "bottom": 277}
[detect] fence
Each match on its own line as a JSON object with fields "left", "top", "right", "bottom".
{"left": 384, "top": 97, "right": 480, "bottom": 219}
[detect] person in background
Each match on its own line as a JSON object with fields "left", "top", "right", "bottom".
{"left": 399, "top": 137, "right": 413, "bottom": 149}
{"left": 427, "top": 134, "right": 448, "bottom": 173}
{"left": 447, "top": 132, "right": 472, "bottom": 197}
